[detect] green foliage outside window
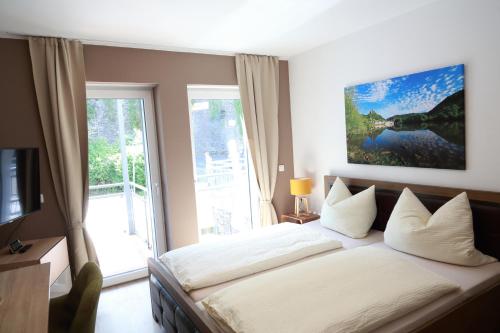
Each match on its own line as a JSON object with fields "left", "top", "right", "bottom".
{"left": 87, "top": 99, "right": 147, "bottom": 196}
{"left": 88, "top": 139, "right": 146, "bottom": 191}
{"left": 88, "top": 138, "right": 122, "bottom": 185}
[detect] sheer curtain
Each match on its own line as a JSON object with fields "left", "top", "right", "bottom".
{"left": 236, "top": 54, "right": 280, "bottom": 226}
{"left": 29, "top": 37, "right": 98, "bottom": 275}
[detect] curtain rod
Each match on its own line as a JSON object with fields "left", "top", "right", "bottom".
{"left": 1, "top": 31, "right": 283, "bottom": 58}
{"left": 0, "top": 31, "right": 287, "bottom": 59}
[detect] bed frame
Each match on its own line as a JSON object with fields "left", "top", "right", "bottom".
{"left": 148, "top": 176, "right": 500, "bottom": 333}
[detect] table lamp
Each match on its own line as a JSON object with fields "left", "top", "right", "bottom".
{"left": 290, "top": 178, "right": 312, "bottom": 216}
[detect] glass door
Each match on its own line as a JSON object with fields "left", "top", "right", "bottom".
{"left": 86, "top": 85, "right": 165, "bottom": 287}
{"left": 187, "top": 86, "right": 259, "bottom": 242}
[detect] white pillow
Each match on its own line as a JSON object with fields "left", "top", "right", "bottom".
{"left": 320, "top": 177, "right": 377, "bottom": 238}
{"left": 384, "top": 188, "right": 496, "bottom": 266}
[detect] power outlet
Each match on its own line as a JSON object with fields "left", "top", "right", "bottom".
{"left": 278, "top": 164, "right": 285, "bottom": 172}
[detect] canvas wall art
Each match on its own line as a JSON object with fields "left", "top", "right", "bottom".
{"left": 344, "top": 64, "right": 465, "bottom": 170}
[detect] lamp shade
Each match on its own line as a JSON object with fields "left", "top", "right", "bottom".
{"left": 290, "top": 178, "right": 312, "bottom": 196}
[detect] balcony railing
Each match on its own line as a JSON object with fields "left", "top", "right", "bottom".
{"left": 89, "top": 182, "right": 148, "bottom": 198}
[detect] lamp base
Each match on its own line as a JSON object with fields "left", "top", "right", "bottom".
{"left": 294, "top": 196, "right": 310, "bottom": 216}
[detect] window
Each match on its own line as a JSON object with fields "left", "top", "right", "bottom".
{"left": 187, "top": 86, "right": 259, "bottom": 241}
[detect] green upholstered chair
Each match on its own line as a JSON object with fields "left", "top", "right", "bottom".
{"left": 49, "top": 262, "right": 103, "bottom": 333}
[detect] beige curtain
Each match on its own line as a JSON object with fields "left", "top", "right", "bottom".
{"left": 236, "top": 54, "right": 280, "bottom": 226}
{"left": 29, "top": 37, "right": 98, "bottom": 276}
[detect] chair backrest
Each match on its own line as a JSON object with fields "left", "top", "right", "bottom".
{"left": 66, "top": 262, "right": 103, "bottom": 333}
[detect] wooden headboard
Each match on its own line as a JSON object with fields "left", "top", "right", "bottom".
{"left": 324, "top": 176, "right": 500, "bottom": 260}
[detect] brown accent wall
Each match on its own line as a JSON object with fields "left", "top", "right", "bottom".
{"left": 84, "top": 45, "right": 295, "bottom": 249}
{"left": 0, "top": 38, "right": 66, "bottom": 245}
{"left": 274, "top": 61, "right": 295, "bottom": 219}
{"left": 0, "top": 38, "right": 294, "bottom": 250}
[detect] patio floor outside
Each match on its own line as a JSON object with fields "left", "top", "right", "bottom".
{"left": 86, "top": 194, "right": 153, "bottom": 278}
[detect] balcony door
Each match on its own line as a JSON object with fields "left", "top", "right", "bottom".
{"left": 86, "top": 84, "right": 166, "bottom": 287}
{"left": 187, "top": 85, "right": 259, "bottom": 242}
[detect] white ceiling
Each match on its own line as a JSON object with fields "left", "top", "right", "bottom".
{"left": 0, "top": 0, "right": 438, "bottom": 58}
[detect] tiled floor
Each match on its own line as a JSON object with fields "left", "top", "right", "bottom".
{"left": 96, "top": 278, "right": 162, "bottom": 333}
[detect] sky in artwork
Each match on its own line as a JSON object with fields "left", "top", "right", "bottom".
{"left": 347, "top": 64, "right": 464, "bottom": 119}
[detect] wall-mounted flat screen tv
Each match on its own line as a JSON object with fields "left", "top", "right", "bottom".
{"left": 0, "top": 148, "right": 40, "bottom": 225}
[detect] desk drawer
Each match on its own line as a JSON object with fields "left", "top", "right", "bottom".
{"left": 40, "top": 237, "right": 69, "bottom": 285}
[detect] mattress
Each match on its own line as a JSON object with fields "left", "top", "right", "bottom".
{"left": 188, "top": 223, "right": 384, "bottom": 302}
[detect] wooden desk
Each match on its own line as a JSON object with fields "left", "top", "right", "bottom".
{"left": 0, "top": 264, "right": 50, "bottom": 333}
{"left": 0, "top": 237, "right": 69, "bottom": 285}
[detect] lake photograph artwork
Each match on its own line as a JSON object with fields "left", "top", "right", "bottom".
{"left": 344, "top": 64, "right": 465, "bottom": 169}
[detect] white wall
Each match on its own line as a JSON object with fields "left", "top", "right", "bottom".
{"left": 289, "top": 0, "right": 500, "bottom": 212}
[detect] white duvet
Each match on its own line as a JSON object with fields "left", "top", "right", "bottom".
{"left": 160, "top": 222, "right": 342, "bottom": 292}
{"left": 202, "top": 247, "right": 459, "bottom": 333}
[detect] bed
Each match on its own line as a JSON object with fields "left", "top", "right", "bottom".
{"left": 187, "top": 221, "right": 383, "bottom": 302}
{"left": 148, "top": 176, "right": 500, "bottom": 333}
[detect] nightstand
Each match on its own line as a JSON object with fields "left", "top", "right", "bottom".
{"left": 280, "top": 212, "right": 320, "bottom": 224}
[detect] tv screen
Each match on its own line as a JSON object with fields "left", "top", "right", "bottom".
{"left": 0, "top": 148, "right": 40, "bottom": 225}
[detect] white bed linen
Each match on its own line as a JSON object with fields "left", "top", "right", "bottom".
{"left": 369, "top": 242, "right": 500, "bottom": 333}
{"left": 194, "top": 242, "right": 500, "bottom": 332}
{"left": 384, "top": 189, "right": 496, "bottom": 266}
{"left": 188, "top": 222, "right": 384, "bottom": 301}
{"left": 159, "top": 222, "right": 342, "bottom": 292}
{"left": 201, "top": 247, "right": 459, "bottom": 333}
{"left": 304, "top": 220, "right": 384, "bottom": 248}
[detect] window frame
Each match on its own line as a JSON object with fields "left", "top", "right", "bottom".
{"left": 85, "top": 83, "right": 167, "bottom": 258}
